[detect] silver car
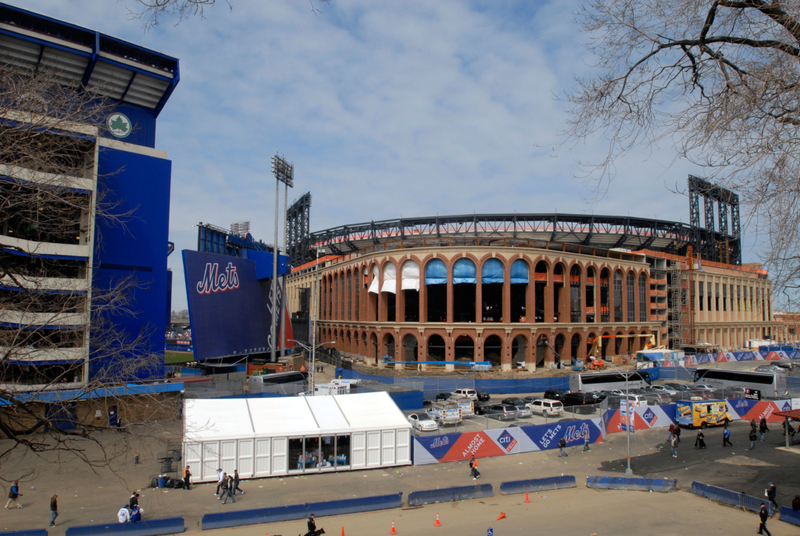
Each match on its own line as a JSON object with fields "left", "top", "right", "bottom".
{"left": 408, "top": 413, "right": 439, "bottom": 432}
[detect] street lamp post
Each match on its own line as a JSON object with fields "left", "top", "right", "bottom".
{"left": 288, "top": 338, "right": 328, "bottom": 395}
{"left": 606, "top": 362, "right": 633, "bottom": 477}
{"left": 270, "top": 154, "right": 293, "bottom": 363}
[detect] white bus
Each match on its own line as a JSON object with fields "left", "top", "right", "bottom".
{"left": 693, "top": 368, "right": 787, "bottom": 399}
{"left": 569, "top": 370, "right": 652, "bottom": 393}
{"left": 248, "top": 371, "right": 308, "bottom": 395}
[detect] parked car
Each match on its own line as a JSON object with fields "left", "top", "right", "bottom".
{"left": 501, "top": 402, "right": 532, "bottom": 418}
{"left": 435, "top": 392, "right": 452, "bottom": 401}
{"left": 543, "top": 389, "right": 569, "bottom": 402}
{"left": 640, "top": 388, "right": 671, "bottom": 404}
{"left": 474, "top": 400, "right": 490, "bottom": 415}
{"left": 501, "top": 397, "right": 527, "bottom": 407}
{"left": 408, "top": 413, "right": 439, "bottom": 432}
{"left": 486, "top": 404, "right": 518, "bottom": 421}
{"left": 561, "top": 392, "right": 600, "bottom": 414}
{"left": 664, "top": 383, "right": 695, "bottom": 394}
{"left": 527, "top": 398, "right": 564, "bottom": 417}
{"left": 451, "top": 388, "right": 478, "bottom": 401}
{"left": 476, "top": 390, "right": 491, "bottom": 401}
{"left": 649, "top": 384, "right": 678, "bottom": 396}
{"left": 755, "top": 365, "right": 786, "bottom": 374}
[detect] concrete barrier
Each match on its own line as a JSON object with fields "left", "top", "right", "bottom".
{"left": 586, "top": 476, "right": 677, "bottom": 492}
{"left": 691, "top": 481, "right": 774, "bottom": 516}
{"left": 407, "top": 484, "right": 493, "bottom": 506}
{"left": 500, "top": 475, "right": 577, "bottom": 495}
{"left": 779, "top": 506, "right": 800, "bottom": 526}
{"left": 201, "top": 493, "right": 404, "bottom": 530}
{"left": 202, "top": 504, "right": 307, "bottom": 530}
{"left": 307, "top": 493, "right": 403, "bottom": 517}
{"left": 65, "top": 517, "right": 184, "bottom": 536}
{"left": 0, "top": 530, "right": 48, "bottom": 536}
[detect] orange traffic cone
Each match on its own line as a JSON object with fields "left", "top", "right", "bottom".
{"left": 342, "top": 528, "right": 345, "bottom": 536}
{"left": 525, "top": 491, "right": 530, "bottom": 503}
{"left": 434, "top": 513, "right": 442, "bottom": 527}
{"left": 496, "top": 512, "right": 506, "bottom": 521}
{"left": 390, "top": 520, "right": 397, "bottom": 534}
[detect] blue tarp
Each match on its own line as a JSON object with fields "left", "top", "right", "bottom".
{"left": 453, "top": 258, "right": 476, "bottom": 284}
{"left": 482, "top": 258, "right": 504, "bottom": 284}
{"left": 425, "top": 259, "right": 447, "bottom": 285}
{"left": 586, "top": 476, "right": 676, "bottom": 492}
{"left": 510, "top": 259, "right": 529, "bottom": 284}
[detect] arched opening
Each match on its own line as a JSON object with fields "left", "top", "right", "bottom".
{"left": 638, "top": 272, "right": 647, "bottom": 322}
{"left": 554, "top": 334, "right": 565, "bottom": 368}
{"left": 453, "top": 259, "right": 476, "bottom": 322}
{"left": 427, "top": 334, "right": 446, "bottom": 361}
{"left": 614, "top": 332, "right": 623, "bottom": 355}
{"left": 586, "top": 333, "right": 597, "bottom": 360}
{"left": 483, "top": 335, "right": 503, "bottom": 367}
{"left": 510, "top": 259, "right": 529, "bottom": 322}
{"left": 353, "top": 268, "right": 360, "bottom": 320}
{"left": 570, "top": 265, "right": 581, "bottom": 322}
{"left": 570, "top": 333, "right": 581, "bottom": 365}
{"left": 352, "top": 331, "right": 360, "bottom": 356}
{"left": 425, "top": 259, "right": 447, "bottom": 322}
{"left": 553, "top": 263, "right": 565, "bottom": 322}
{"left": 382, "top": 263, "right": 397, "bottom": 322}
{"left": 401, "top": 260, "right": 420, "bottom": 322}
{"left": 614, "top": 270, "right": 623, "bottom": 322}
{"left": 628, "top": 330, "right": 638, "bottom": 353}
{"left": 402, "top": 334, "right": 418, "bottom": 361}
{"left": 585, "top": 267, "right": 596, "bottom": 323}
{"left": 481, "top": 259, "right": 503, "bottom": 322}
{"left": 369, "top": 333, "right": 378, "bottom": 361}
{"left": 512, "top": 335, "right": 527, "bottom": 366}
{"left": 346, "top": 330, "right": 352, "bottom": 353}
{"left": 367, "top": 265, "right": 379, "bottom": 322}
{"left": 346, "top": 270, "right": 352, "bottom": 320}
{"left": 534, "top": 261, "right": 548, "bottom": 322}
{"left": 454, "top": 335, "right": 474, "bottom": 361}
{"left": 383, "top": 333, "right": 395, "bottom": 361}
{"left": 535, "top": 335, "right": 549, "bottom": 368}
{"left": 601, "top": 331, "right": 610, "bottom": 359}
{"left": 600, "top": 269, "right": 610, "bottom": 322}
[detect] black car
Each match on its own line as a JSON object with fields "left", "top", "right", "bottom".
{"left": 474, "top": 400, "right": 490, "bottom": 415}
{"left": 561, "top": 392, "right": 600, "bottom": 414}
{"left": 543, "top": 389, "right": 568, "bottom": 401}
{"left": 476, "top": 390, "right": 491, "bottom": 401}
{"left": 501, "top": 397, "right": 527, "bottom": 407}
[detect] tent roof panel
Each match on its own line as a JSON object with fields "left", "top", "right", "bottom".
{"left": 248, "top": 397, "right": 319, "bottom": 437}
{"left": 334, "top": 392, "right": 412, "bottom": 432}
{"left": 184, "top": 399, "right": 253, "bottom": 442}
{"left": 306, "top": 396, "right": 351, "bottom": 435}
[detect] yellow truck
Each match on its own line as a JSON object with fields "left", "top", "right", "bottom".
{"left": 676, "top": 400, "right": 731, "bottom": 429}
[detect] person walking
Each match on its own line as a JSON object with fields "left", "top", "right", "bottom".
{"left": 757, "top": 503, "right": 772, "bottom": 535}
{"left": 767, "top": 482, "right": 778, "bottom": 509}
{"left": 49, "top": 494, "right": 58, "bottom": 527}
{"left": 751, "top": 419, "right": 758, "bottom": 435}
{"left": 667, "top": 423, "right": 675, "bottom": 442}
{"left": 749, "top": 428, "right": 757, "bottom": 450}
{"left": 469, "top": 456, "right": 480, "bottom": 480}
{"left": 722, "top": 426, "right": 733, "bottom": 447}
{"left": 215, "top": 470, "right": 225, "bottom": 497}
{"left": 673, "top": 423, "right": 681, "bottom": 443}
{"left": 183, "top": 465, "right": 192, "bottom": 490}
{"left": 670, "top": 434, "right": 678, "bottom": 458}
{"left": 5, "top": 481, "right": 22, "bottom": 509}
{"left": 221, "top": 475, "right": 235, "bottom": 504}
{"left": 233, "top": 469, "right": 244, "bottom": 495}
{"left": 760, "top": 417, "right": 769, "bottom": 442}
{"left": 583, "top": 428, "right": 591, "bottom": 452}
{"left": 558, "top": 436, "right": 567, "bottom": 457}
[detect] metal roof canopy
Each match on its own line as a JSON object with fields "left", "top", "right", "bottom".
{"left": 0, "top": 3, "right": 179, "bottom": 116}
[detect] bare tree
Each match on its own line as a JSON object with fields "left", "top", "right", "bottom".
{"left": 130, "top": 0, "right": 329, "bottom": 29}
{"left": 0, "top": 64, "right": 179, "bottom": 478}
{"left": 564, "top": 0, "right": 800, "bottom": 307}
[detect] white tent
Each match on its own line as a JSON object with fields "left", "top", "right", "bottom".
{"left": 183, "top": 392, "right": 412, "bottom": 482}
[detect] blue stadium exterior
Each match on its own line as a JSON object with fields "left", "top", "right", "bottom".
{"left": 0, "top": 3, "right": 178, "bottom": 383}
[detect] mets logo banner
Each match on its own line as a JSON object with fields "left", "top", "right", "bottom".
{"left": 183, "top": 250, "right": 277, "bottom": 361}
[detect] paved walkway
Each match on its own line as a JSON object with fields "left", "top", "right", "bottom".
{"left": 1, "top": 416, "right": 797, "bottom": 534}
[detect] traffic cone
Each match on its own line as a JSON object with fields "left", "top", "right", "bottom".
{"left": 525, "top": 491, "right": 530, "bottom": 503}
{"left": 496, "top": 512, "right": 506, "bottom": 521}
{"left": 342, "top": 528, "right": 345, "bottom": 536}
{"left": 434, "top": 513, "right": 442, "bottom": 527}
{"left": 390, "top": 520, "right": 397, "bottom": 534}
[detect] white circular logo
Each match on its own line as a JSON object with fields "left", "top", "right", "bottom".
{"left": 107, "top": 113, "right": 132, "bottom": 138}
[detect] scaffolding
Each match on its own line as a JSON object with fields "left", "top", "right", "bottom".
{"left": 667, "top": 251, "right": 696, "bottom": 350}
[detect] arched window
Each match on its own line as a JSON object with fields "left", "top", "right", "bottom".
{"left": 639, "top": 273, "right": 647, "bottom": 322}
{"left": 614, "top": 270, "right": 623, "bottom": 322}
{"left": 627, "top": 271, "right": 635, "bottom": 322}
{"left": 599, "top": 269, "right": 610, "bottom": 322}
{"left": 570, "top": 265, "right": 581, "bottom": 322}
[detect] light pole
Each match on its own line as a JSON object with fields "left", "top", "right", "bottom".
{"left": 270, "top": 154, "right": 293, "bottom": 363}
{"left": 288, "top": 339, "right": 329, "bottom": 394}
{"left": 606, "top": 362, "right": 633, "bottom": 477}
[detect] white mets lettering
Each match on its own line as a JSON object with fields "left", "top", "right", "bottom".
{"left": 196, "top": 262, "right": 240, "bottom": 294}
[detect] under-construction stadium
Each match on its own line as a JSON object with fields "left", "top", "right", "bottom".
{"left": 285, "top": 177, "right": 779, "bottom": 371}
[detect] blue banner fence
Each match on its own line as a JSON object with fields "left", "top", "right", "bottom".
{"left": 691, "top": 481, "right": 774, "bottom": 516}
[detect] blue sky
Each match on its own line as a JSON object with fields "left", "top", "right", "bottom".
{"left": 20, "top": 1, "right": 733, "bottom": 310}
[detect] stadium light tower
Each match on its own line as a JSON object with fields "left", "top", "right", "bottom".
{"left": 271, "top": 154, "right": 293, "bottom": 362}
